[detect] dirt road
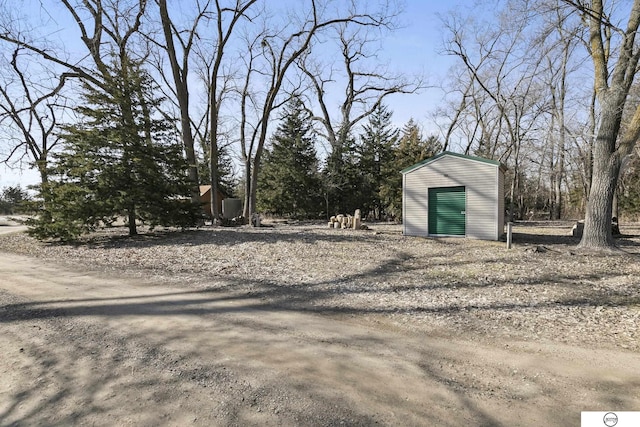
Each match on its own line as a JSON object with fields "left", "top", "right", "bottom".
{"left": 1, "top": 233, "right": 639, "bottom": 425}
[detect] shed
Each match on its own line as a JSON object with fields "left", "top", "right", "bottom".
{"left": 401, "top": 151, "right": 506, "bottom": 240}
{"left": 199, "top": 185, "right": 226, "bottom": 218}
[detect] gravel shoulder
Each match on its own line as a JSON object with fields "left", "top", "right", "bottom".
{"left": 0, "top": 221, "right": 639, "bottom": 425}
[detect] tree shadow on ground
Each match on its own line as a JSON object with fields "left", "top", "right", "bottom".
{"left": 28, "top": 222, "right": 458, "bottom": 251}
{"left": 2, "top": 223, "right": 640, "bottom": 425}
{"left": 2, "top": 259, "right": 638, "bottom": 426}
{"left": 1, "top": 249, "right": 637, "bottom": 321}
{"left": 509, "top": 221, "right": 640, "bottom": 253}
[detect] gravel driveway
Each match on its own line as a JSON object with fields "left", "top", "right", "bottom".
{"left": 0, "top": 221, "right": 639, "bottom": 425}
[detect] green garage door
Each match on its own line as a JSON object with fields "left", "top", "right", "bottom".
{"left": 428, "top": 186, "right": 466, "bottom": 236}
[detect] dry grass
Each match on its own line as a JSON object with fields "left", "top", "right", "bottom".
{"left": 1, "top": 220, "right": 638, "bottom": 351}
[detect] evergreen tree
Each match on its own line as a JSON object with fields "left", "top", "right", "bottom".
{"left": 356, "top": 104, "right": 399, "bottom": 219}
{"left": 322, "top": 135, "right": 361, "bottom": 217}
{"left": 29, "top": 57, "right": 200, "bottom": 241}
{"left": 257, "top": 98, "right": 322, "bottom": 218}
{"left": 0, "top": 185, "right": 31, "bottom": 215}
{"left": 380, "top": 119, "right": 442, "bottom": 221}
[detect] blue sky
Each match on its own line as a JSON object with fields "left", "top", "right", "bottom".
{"left": 0, "top": 0, "right": 470, "bottom": 189}
{"left": 383, "top": 0, "right": 466, "bottom": 127}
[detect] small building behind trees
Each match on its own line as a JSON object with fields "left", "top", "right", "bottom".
{"left": 199, "top": 185, "right": 226, "bottom": 219}
{"left": 402, "top": 152, "right": 506, "bottom": 240}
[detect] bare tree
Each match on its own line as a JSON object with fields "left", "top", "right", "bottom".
{"left": 230, "top": 0, "right": 394, "bottom": 221}
{"left": 152, "top": 0, "right": 211, "bottom": 206}
{"left": 235, "top": 29, "right": 267, "bottom": 221}
{"left": 0, "top": 0, "right": 151, "bottom": 116}
{"left": 561, "top": 0, "right": 640, "bottom": 248}
{"left": 440, "top": 78, "right": 474, "bottom": 152}
{"left": 442, "top": 5, "right": 550, "bottom": 220}
{"left": 0, "top": 1, "right": 167, "bottom": 203}
{"left": 0, "top": 47, "right": 66, "bottom": 190}
{"left": 545, "top": 46, "right": 574, "bottom": 218}
{"left": 1, "top": 0, "right": 163, "bottom": 235}
{"left": 205, "top": 0, "right": 258, "bottom": 223}
{"left": 298, "top": 18, "right": 423, "bottom": 214}
{"left": 535, "top": 3, "right": 586, "bottom": 220}
{"left": 145, "top": 1, "right": 254, "bottom": 219}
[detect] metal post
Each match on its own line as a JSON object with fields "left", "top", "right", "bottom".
{"left": 507, "top": 222, "right": 513, "bottom": 249}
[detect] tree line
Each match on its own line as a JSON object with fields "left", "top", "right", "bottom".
{"left": 257, "top": 99, "right": 440, "bottom": 220}
{"left": 0, "top": 185, "right": 30, "bottom": 215}
{"left": 436, "top": 0, "right": 640, "bottom": 248}
{"left": 0, "top": 0, "right": 420, "bottom": 240}
{"left": 0, "top": 0, "right": 639, "bottom": 249}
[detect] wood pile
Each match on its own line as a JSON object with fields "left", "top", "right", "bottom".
{"left": 328, "top": 209, "right": 367, "bottom": 230}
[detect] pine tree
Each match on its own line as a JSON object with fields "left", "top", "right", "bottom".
{"left": 380, "top": 119, "right": 442, "bottom": 221}
{"left": 29, "top": 57, "right": 199, "bottom": 241}
{"left": 257, "top": 98, "right": 322, "bottom": 218}
{"left": 322, "top": 135, "right": 361, "bottom": 216}
{"left": 356, "top": 104, "right": 399, "bottom": 219}
{"left": 0, "top": 185, "right": 30, "bottom": 214}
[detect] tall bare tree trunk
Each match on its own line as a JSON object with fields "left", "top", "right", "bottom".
{"left": 127, "top": 206, "right": 138, "bottom": 236}
{"left": 576, "top": 0, "right": 640, "bottom": 248}
{"left": 209, "top": 89, "right": 220, "bottom": 223}
{"left": 242, "top": 161, "right": 251, "bottom": 221}
{"left": 158, "top": 0, "right": 200, "bottom": 207}
{"left": 582, "top": 154, "right": 618, "bottom": 247}
{"left": 580, "top": 94, "right": 625, "bottom": 247}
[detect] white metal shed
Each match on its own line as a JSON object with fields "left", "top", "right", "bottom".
{"left": 401, "top": 151, "right": 506, "bottom": 240}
